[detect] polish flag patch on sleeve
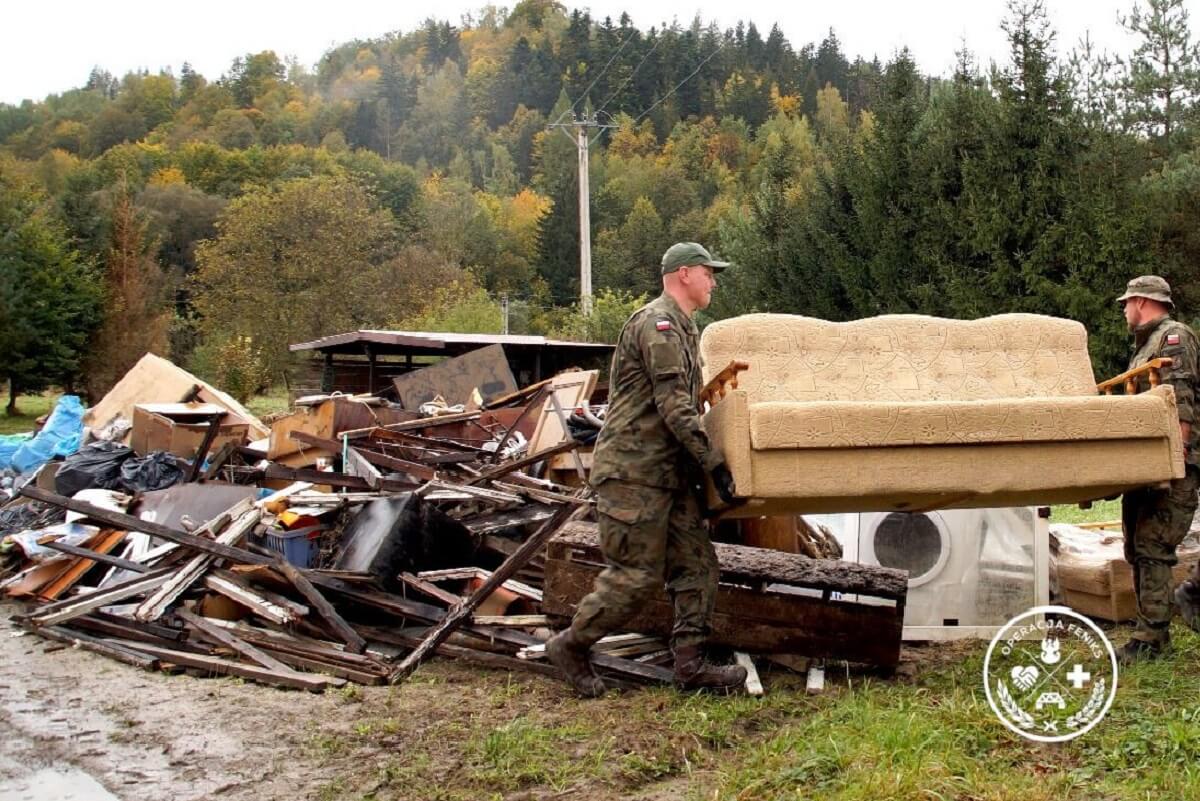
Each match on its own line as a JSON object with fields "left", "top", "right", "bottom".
{"left": 1167, "top": 334, "right": 1181, "bottom": 345}
{"left": 655, "top": 319, "right": 672, "bottom": 331}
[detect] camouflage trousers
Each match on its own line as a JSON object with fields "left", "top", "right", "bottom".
{"left": 569, "top": 478, "right": 718, "bottom": 650}
{"left": 1122, "top": 466, "right": 1200, "bottom": 642}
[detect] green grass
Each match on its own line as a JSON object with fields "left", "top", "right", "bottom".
{"left": 1050, "top": 499, "right": 1122, "bottom": 526}
{"left": 326, "top": 635, "right": 1200, "bottom": 801}
{"left": 244, "top": 385, "right": 292, "bottom": 419}
{"left": 0, "top": 392, "right": 59, "bottom": 436}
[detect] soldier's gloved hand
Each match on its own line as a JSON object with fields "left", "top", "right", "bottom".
{"left": 711, "top": 463, "right": 742, "bottom": 506}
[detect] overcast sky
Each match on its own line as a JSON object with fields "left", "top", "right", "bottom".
{"left": 3, "top": 0, "right": 1192, "bottom": 105}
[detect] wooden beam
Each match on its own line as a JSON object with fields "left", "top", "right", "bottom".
{"left": 33, "top": 625, "right": 160, "bottom": 670}
{"left": 135, "top": 508, "right": 262, "bottom": 622}
{"left": 735, "top": 652, "right": 764, "bottom": 697}
{"left": 389, "top": 502, "right": 579, "bottom": 683}
{"left": 40, "top": 539, "right": 150, "bottom": 574}
{"left": 21, "top": 486, "right": 274, "bottom": 567}
{"left": 466, "top": 440, "right": 578, "bottom": 486}
{"left": 105, "top": 639, "right": 344, "bottom": 691}
{"left": 175, "top": 609, "right": 297, "bottom": 674}
{"left": 30, "top": 569, "right": 174, "bottom": 626}
{"left": 274, "top": 559, "right": 367, "bottom": 654}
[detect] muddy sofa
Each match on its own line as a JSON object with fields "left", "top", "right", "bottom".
{"left": 701, "top": 313, "right": 1185, "bottom": 516}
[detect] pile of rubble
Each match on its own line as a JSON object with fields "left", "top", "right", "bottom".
{"left": 0, "top": 350, "right": 907, "bottom": 694}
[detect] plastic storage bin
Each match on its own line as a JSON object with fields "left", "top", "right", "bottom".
{"left": 263, "top": 524, "right": 323, "bottom": 568}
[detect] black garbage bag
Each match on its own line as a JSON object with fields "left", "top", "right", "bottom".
{"left": 119, "top": 452, "right": 185, "bottom": 492}
{"left": 55, "top": 441, "right": 135, "bottom": 496}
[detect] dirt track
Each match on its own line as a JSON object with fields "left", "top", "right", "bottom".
{"left": 0, "top": 605, "right": 352, "bottom": 800}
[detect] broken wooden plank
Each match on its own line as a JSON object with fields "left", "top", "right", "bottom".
{"left": 204, "top": 569, "right": 308, "bottom": 625}
{"left": 40, "top": 538, "right": 149, "bottom": 575}
{"left": 464, "top": 505, "right": 557, "bottom": 536}
{"left": 398, "top": 572, "right": 462, "bottom": 607}
{"left": 175, "top": 609, "right": 296, "bottom": 674}
{"left": 735, "top": 652, "right": 764, "bottom": 697}
{"left": 135, "top": 507, "right": 262, "bottom": 622}
{"left": 40, "top": 529, "right": 129, "bottom": 600}
{"left": 389, "top": 503, "right": 579, "bottom": 682}
{"left": 33, "top": 625, "right": 161, "bottom": 670}
{"left": 472, "top": 614, "right": 553, "bottom": 627}
{"left": 262, "top": 465, "right": 418, "bottom": 493}
{"left": 21, "top": 486, "right": 274, "bottom": 567}
{"left": 344, "top": 447, "right": 383, "bottom": 489}
{"left": 69, "top": 613, "right": 187, "bottom": 645}
{"left": 30, "top": 569, "right": 175, "bottom": 626}
{"left": 105, "top": 639, "right": 344, "bottom": 691}
{"left": 274, "top": 558, "right": 367, "bottom": 654}
{"left": 466, "top": 440, "right": 578, "bottom": 486}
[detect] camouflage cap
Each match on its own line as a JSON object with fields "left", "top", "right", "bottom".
{"left": 1117, "top": 275, "right": 1174, "bottom": 307}
{"left": 661, "top": 242, "right": 730, "bottom": 275}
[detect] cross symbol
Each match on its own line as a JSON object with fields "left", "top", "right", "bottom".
{"left": 1067, "top": 664, "right": 1091, "bottom": 689}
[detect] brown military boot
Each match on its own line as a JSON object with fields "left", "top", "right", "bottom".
{"left": 546, "top": 629, "right": 606, "bottom": 698}
{"left": 673, "top": 645, "right": 747, "bottom": 692}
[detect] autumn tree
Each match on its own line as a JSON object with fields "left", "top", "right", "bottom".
{"left": 192, "top": 175, "right": 404, "bottom": 385}
{"left": 84, "top": 175, "right": 172, "bottom": 400}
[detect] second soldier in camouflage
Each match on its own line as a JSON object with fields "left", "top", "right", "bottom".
{"left": 1116, "top": 275, "right": 1200, "bottom": 663}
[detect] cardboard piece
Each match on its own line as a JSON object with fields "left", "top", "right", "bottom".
{"left": 391, "top": 345, "right": 518, "bottom": 410}
{"left": 84, "top": 353, "right": 269, "bottom": 442}
{"left": 528, "top": 370, "right": 598, "bottom": 455}
{"left": 131, "top": 403, "right": 250, "bottom": 458}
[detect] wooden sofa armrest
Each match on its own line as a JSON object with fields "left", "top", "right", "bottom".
{"left": 701, "top": 361, "right": 750, "bottom": 410}
{"left": 1097, "top": 358, "right": 1174, "bottom": 395}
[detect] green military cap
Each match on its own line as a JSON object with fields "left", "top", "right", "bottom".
{"left": 661, "top": 242, "right": 730, "bottom": 275}
{"left": 1117, "top": 275, "right": 1174, "bottom": 307}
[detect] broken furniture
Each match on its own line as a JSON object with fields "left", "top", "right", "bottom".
{"left": 700, "top": 313, "right": 1186, "bottom": 516}
{"left": 542, "top": 521, "right": 908, "bottom": 668}
{"left": 131, "top": 403, "right": 250, "bottom": 458}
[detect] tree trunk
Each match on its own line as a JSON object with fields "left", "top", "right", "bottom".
{"left": 6, "top": 378, "right": 19, "bottom": 417}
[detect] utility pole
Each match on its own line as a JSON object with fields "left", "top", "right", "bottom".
{"left": 547, "top": 112, "right": 617, "bottom": 316}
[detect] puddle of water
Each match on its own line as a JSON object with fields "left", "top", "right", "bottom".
{"left": 0, "top": 766, "right": 121, "bottom": 801}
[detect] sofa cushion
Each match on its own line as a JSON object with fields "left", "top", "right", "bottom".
{"left": 701, "top": 313, "right": 1099, "bottom": 404}
{"left": 748, "top": 390, "right": 1177, "bottom": 450}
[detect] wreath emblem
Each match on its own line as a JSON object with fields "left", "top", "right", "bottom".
{"left": 984, "top": 606, "right": 1118, "bottom": 743}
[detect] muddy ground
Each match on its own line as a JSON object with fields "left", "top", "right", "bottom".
{"left": 0, "top": 602, "right": 978, "bottom": 801}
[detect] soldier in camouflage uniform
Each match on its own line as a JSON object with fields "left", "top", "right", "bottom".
{"left": 546, "top": 242, "right": 746, "bottom": 697}
{"left": 1116, "top": 276, "right": 1200, "bottom": 663}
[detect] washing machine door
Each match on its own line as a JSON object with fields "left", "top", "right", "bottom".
{"left": 860, "top": 511, "right": 952, "bottom": 588}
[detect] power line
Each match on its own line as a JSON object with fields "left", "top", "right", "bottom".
{"left": 593, "top": 34, "right": 663, "bottom": 117}
{"left": 551, "top": 27, "right": 640, "bottom": 127}
{"left": 633, "top": 39, "right": 728, "bottom": 124}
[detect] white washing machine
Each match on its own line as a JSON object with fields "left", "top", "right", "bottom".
{"left": 808, "top": 507, "right": 1049, "bottom": 640}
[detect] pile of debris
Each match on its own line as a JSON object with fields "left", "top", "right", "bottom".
{"left": 0, "top": 349, "right": 907, "bottom": 695}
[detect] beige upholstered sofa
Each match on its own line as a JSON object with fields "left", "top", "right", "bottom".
{"left": 701, "top": 313, "right": 1185, "bottom": 516}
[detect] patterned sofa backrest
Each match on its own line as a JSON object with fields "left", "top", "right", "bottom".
{"left": 700, "top": 313, "right": 1099, "bottom": 403}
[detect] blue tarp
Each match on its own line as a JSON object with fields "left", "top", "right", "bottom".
{"left": 8, "top": 395, "right": 85, "bottom": 474}
{"left": 0, "top": 433, "right": 33, "bottom": 471}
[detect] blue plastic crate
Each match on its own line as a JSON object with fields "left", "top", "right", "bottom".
{"left": 263, "top": 525, "right": 323, "bottom": 568}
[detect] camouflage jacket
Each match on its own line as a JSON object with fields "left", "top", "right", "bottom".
{"left": 590, "top": 292, "right": 722, "bottom": 489}
{"left": 1129, "top": 314, "right": 1200, "bottom": 466}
